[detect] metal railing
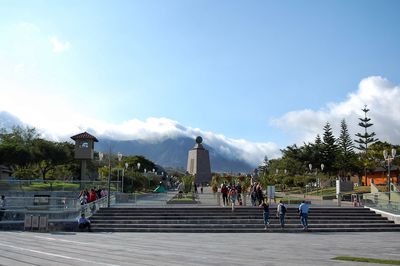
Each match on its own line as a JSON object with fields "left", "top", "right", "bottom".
{"left": 112, "top": 191, "right": 342, "bottom": 207}
{"left": 362, "top": 193, "right": 400, "bottom": 214}
{"left": 0, "top": 194, "right": 116, "bottom": 222}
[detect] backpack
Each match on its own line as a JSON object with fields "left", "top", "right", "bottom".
{"left": 281, "top": 204, "right": 286, "bottom": 214}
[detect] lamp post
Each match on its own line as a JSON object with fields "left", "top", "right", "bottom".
{"left": 320, "top": 163, "right": 324, "bottom": 200}
{"left": 149, "top": 168, "right": 155, "bottom": 189}
{"left": 107, "top": 145, "right": 112, "bottom": 207}
{"left": 383, "top": 148, "right": 396, "bottom": 202}
{"left": 117, "top": 152, "right": 122, "bottom": 192}
{"left": 309, "top": 163, "right": 326, "bottom": 203}
{"left": 283, "top": 169, "right": 287, "bottom": 193}
{"left": 307, "top": 164, "right": 312, "bottom": 197}
{"left": 98, "top": 152, "right": 104, "bottom": 179}
{"left": 123, "top": 162, "right": 128, "bottom": 193}
{"left": 132, "top": 162, "right": 140, "bottom": 193}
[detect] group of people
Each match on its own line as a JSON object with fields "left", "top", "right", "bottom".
{"left": 250, "top": 183, "right": 264, "bottom": 206}
{"left": 78, "top": 188, "right": 108, "bottom": 205}
{"left": 193, "top": 183, "right": 204, "bottom": 194}
{"left": 218, "top": 182, "right": 310, "bottom": 230}
{"left": 220, "top": 183, "right": 242, "bottom": 210}
{"left": 260, "top": 200, "right": 309, "bottom": 230}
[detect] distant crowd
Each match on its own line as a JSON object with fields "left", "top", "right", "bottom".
{"left": 217, "top": 182, "right": 310, "bottom": 230}
{"left": 78, "top": 188, "right": 108, "bottom": 205}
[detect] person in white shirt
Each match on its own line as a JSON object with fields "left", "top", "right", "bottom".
{"left": 276, "top": 200, "right": 286, "bottom": 229}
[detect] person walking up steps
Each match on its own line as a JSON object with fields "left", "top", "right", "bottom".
{"left": 228, "top": 186, "right": 238, "bottom": 211}
{"left": 298, "top": 200, "right": 309, "bottom": 230}
{"left": 277, "top": 200, "right": 286, "bottom": 229}
{"left": 221, "top": 183, "right": 228, "bottom": 206}
{"left": 260, "top": 200, "right": 270, "bottom": 229}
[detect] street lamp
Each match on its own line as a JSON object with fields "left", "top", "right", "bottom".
{"left": 307, "top": 164, "right": 312, "bottom": 197}
{"left": 123, "top": 162, "right": 128, "bottom": 193}
{"left": 383, "top": 148, "right": 396, "bottom": 202}
{"left": 320, "top": 163, "right": 324, "bottom": 200}
{"left": 117, "top": 152, "right": 122, "bottom": 192}
{"left": 98, "top": 152, "right": 104, "bottom": 179}
{"left": 149, "top": 168, "right": 155, "bottom": 189}
{"left": 107, "top": 145, "right": 112, "bottom": 207}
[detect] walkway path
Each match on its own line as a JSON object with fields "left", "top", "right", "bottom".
{"left": 0, "top": 231, "right": 399, "bottom": 265}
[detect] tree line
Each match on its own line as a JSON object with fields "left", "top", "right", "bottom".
{"left": 258, "top": 107, "right": 399, "bottom": 188}
{"left": 0, "top": 126, "right": 166, "bottom": 191}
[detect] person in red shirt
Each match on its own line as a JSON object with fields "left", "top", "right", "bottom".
{"left": 87, "top": 189, "right": 97, "bottom": 203}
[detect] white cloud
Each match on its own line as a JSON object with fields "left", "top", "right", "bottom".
{"left": 14, "top": 64, "right": 25, "bottom": 73}
{"left": 49, "top": 37, "right": 70, "bottom": 53}
{"left": 271, "top": 76, "right": 400, "bottom": 145}
{"left": 3, "top": 75, "right": 398, "bottom": 166}
{"left": 0, "top": 82, "right": 279, "bottom": 165}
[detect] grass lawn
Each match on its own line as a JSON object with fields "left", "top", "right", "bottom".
{"left": 306, "top": 186, "right": 370, "bottom": 196}
{"left": 332, "top": 256, "right": 400, "bottom": 265}
{"left": 21, "top": 182, "right": 80, "bottom": 191}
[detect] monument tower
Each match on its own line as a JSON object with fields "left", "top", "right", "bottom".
{"left": 187, "top": 136, "right": 212, "bottom": 183}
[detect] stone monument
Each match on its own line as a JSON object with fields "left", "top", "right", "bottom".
{"left": 186, "top": 136, "right": 212, "bottom": 184}
{"left": 71, "top": 131, "right": 98, "bottom": 182}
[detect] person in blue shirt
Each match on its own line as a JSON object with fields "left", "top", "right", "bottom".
{"left": 298, "top": 201, "right": 309, "bottom": 230}
{"left": 78, "top": 213, "right": 91, "bottom": 232}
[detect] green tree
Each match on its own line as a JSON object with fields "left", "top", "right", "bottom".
{"left": 354, "top": 105, "right": 378, "bottom": 185}
{"left": 31, "top": 139, "right": 73, "bottom": 180}
{"left": 258, "top": 155, "right": 269, "bottom": 176}
{"left": 321, "top": 122, "right": 338, "bottom": 175}
{"left": 336, "top": 119, "right": 358, "bottom": 177}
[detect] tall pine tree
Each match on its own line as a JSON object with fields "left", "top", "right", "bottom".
{"left": 322, "top": 122, "right": 338, "bottom": 175}
{"left": 354, "top": 105, "right": 378, "bottom": 185}
{"left": 336, "top": 119, "right": 357, "bottom": 177}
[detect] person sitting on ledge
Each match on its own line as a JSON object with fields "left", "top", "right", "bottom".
{"left": 78, "top": 213, "right": 91, "bottom": 232}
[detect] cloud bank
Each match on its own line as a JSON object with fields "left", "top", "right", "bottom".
{"left": 0, "top": 109, "right": 279, "bottom": 166}
{"left": 271, "top": 76, "right": 400, "bottom": 145}
{"left": 2, "top": 75, "right": 400, "bottom": 166}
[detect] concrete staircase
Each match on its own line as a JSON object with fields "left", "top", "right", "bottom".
{"left": 90, "top": 206, "right": 400, "bottom": 233}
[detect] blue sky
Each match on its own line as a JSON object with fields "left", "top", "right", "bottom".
{"left": 1, "top": 0, "right": 400, "bottom": 163}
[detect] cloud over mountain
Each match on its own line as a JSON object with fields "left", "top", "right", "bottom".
{"left": 2, "top": 76, "right": 400, "bottom": 167}
{"left": 271, "top": 76, "right": 400, "bottom": 144}
{"left": 0, "top": 110, "right": 279, "bottom": 167}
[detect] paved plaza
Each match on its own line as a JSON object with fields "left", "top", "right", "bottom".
{"left": 0, "top": 231, "right": 399, "bottom": 266}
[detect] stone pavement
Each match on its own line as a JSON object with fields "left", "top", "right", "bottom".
{"left": 0, "top": 231, "right": 399, "bottom": 265}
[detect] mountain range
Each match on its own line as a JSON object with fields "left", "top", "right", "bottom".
{"left": 96, "top": 137, "right": 254, "bottom": 173}
{"left": 0, "top": 111, "right": 255, "bottom": 172}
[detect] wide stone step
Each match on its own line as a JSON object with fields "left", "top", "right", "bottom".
{"left": 90, "top": 219, "right": 393, "bottom": 224}
{"left": 90, "top": 226, "right": 400, "bottom": 233}
{"left": 90, "top": 215, "right": 386, "bottom": 220}
{"left": 99, "top": 208, "right": 373, "bottom": 214}
{"left": 97, "top": 211, "right": 379, "bottom": 217}
{"left": 99, "top": 208, "right": 372, "bottom": 211}
{"left": 91, "top": 222, "right": 397, "bottom": 228}
{"left": 88, "top": 206, "right": 399, "bottom": 233}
